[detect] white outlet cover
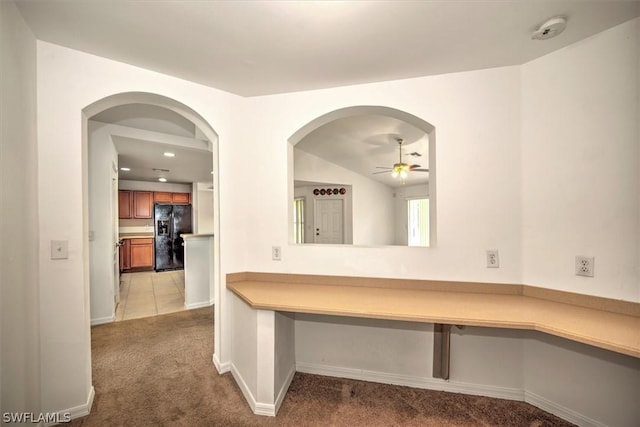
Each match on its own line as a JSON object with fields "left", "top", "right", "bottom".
{"left": 486, "top": 250, "right": 499, "bottom": 268}
{"left": 575, "top": 256, "right": 594, "bottom": 277}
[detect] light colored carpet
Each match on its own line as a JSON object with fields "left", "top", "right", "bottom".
{"left": 69, "top": 307, "right": 574, "bottom": 426}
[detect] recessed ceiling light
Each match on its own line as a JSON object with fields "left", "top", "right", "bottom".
{"left": 163, "top": 152, "right": 175, "bottom": 157}
{"left": 120, "top": 167, "right": 130, "bottom": 171}
{"left": 158, "top": 177, "right": 167, "bottom": 182}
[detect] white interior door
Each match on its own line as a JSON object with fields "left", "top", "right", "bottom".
{"left": 314, "top": 199, "right": 344, "bottom": 244}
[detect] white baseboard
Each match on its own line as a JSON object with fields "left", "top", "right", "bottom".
{"left": 230, "top": 363, "right": 276, "bottom": 416}
{"left": 185, "top": 300, "right": 213, "bottom": 310}
{"left": 212, "top": 353, "right": 230, "bottom": 373}
{"left": 275, "top": 365, "right": 296, "bottom": 414}
{"left": 296, "top": 362, "right": 523, "bottom": 401}
{"left": 44, "top": 386, "right": 94, "bottom": 426}
{"left": 296, "top": 362, "right": 606, "bottom": 426}
{"left": 525, "top": 391, "right": 606, "bottom": 427}
{"left": 90, "top": 315, "right": 114, "bottom": 326}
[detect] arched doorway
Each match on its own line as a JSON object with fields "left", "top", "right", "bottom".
{"left": 81, "top": 91, "right": 221, "bottom": 377}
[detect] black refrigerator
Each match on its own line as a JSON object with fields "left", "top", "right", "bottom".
{"left": 154, "top": 204, "right": 192, "bottom": 271}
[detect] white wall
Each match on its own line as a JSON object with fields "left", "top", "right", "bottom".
{"left": 295, "top": 314, "right": 433, "bottom": 378}
{"left": 21, "top": 12, "right": 640, "bottom": 426}
{"left": 523, "top": 331, "right": 640, "bottom": 427}
{"left": 35, "top": 40, "right": 242, "bottom": 414}
{"left": 0, "top": 0, "right": 40, "bottom": 416}
{"left": 246, "top": 62, "right": 523, "bottom": 283}
{"left": 88, "top": 121, "right": 119, "bottom": 324}
{"left": 521, "top": 18, "right": 640, "bottom": 301}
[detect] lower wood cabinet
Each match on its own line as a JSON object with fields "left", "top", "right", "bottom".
{"left": 120, "top": 238, "right": 154, "bottom": 272}
{"left": 119, "top": 239, "right": 131, "bottom": 270}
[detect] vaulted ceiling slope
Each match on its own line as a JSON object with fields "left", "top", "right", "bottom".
{"left": 15, "top": 0, "right": 640, "bottom": 97}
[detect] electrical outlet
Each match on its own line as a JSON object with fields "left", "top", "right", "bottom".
{"left": 272, "top": 246, "right": 282, "bottom": 261}
{"left": 486, "top": 250, "right": 499, "bottom": 268}
{"left": 575, "top": 256, "right": 594, "bottom": 277}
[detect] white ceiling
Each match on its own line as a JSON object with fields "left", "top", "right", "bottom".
{"left": 19, "top": 1, "right": 639, "bottom": 186}
{"left": 112, "top": 135, "right": 213, "bottom": 185}
{"left": 15, "top": 0, "right": 640, "bottom": 97}
{"left": 91, "top": 104, "right": 213, "bottom": 185}
{"left": 296, "top": 115, "right": 429, "bottom": 188}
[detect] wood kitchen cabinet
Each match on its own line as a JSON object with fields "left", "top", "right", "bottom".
{"left": 153, "top": 191, "right": 191, "bottom": 204}
{"left": 130, "top": 238, "right": 154, "bottom": 269}
{"left": 133, "top": 191, "right": 153, "bottom": 218}
{"left": 119, "top": 239, "right": 130, "bottom": 271}
{"left": 118, "top": 190, "right": 133, "bottom": 219}
{"left": 121, "top": 190, "right": 190, "bottom": 219}
{"left": 171, "top": 192, "right": 191, "bottom": 204}
{"left": 119, "top": 190, "right": 154, "bottom": 219}
{"left": 153, "top": 192, "right": 173, "bottom": 203}
{"left": 120, "top": 238, "right": 154, "bottom": 271}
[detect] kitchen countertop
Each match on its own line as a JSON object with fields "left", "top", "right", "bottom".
{"left": 119, "top": 233, "right": 154, "bottom": 239}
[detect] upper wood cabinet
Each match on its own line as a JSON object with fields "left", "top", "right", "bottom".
{"left": 120, "top": 190, "right": 191, "bottom": 219}
{"left": 118, "top": 190, "right": 133, "bottom": 219}
{"left": 133, "top": 191, "right": 153, "bottom": 218}
{"left": 153, "top": 192, "right": 172, "bottom": 203}
{"left": 172, "top": 192, "right": 191, "bottom": 204}
{"left": 153, "top": 191, "right": 191, "bottom": 204}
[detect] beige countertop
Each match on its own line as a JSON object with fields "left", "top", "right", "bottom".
{"left": 227, "top": 272, "right": 640, "bottom": 359}
{"left": 119, "top": 233, "right": 154, "bottom": 239}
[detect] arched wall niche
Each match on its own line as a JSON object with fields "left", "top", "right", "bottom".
{"left": 288, "top": 105, "right": 437, "bottom": 247}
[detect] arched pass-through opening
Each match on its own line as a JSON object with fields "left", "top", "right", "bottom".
{"left": 288, "top": 105, "right": 437, "bottom": 247}
{"left": 81, "top": 91, "right": 222, "bottom": 374}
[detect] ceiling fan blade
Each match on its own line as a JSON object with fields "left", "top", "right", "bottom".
{"left": 409, "top": 164, "right": 422, "bottom": 169}
{"left": 375, "top": 166, "right": 392, "bottom": 169}
{"left": 372, "top": 170, "right": 391, "bottom": 174}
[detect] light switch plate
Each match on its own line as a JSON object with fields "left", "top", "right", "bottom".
{"left": 51, "top": 240, "right": 68, "bottom": 260}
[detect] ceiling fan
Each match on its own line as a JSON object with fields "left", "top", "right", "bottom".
{"left": 373, "top": 138, "right": 429, "bottom": 179}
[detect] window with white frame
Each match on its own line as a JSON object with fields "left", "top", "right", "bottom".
{"left": 293, "top": 197, "right": 305, "bottom": 244}
{"left": 407, "top": 198, "right": 429, "bottom": 247}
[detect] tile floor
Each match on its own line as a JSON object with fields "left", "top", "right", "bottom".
{"left": 115, "top": 270, "right": 186, "bottom": 321}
